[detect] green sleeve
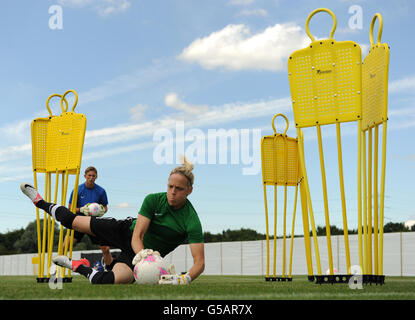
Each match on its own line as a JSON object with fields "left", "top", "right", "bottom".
{"left": 186, "top": 213, "right": 204, "bottom": 243}
{"left": 138, "top": 193, "right": 158, "bottom": 220}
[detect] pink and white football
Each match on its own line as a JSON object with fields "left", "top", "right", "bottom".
{"left": 133, "top": 254, "right": 168, "bottom": 285}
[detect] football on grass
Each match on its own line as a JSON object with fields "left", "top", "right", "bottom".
{"left": 133, "top": 254, "right": 168, "bottom": 285}
{"left": 88, "top": 203, "right": 100, "bottom": 216}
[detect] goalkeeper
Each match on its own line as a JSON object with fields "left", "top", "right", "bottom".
{"left": 20, "top": 156, "right": 205, "bottom": 285}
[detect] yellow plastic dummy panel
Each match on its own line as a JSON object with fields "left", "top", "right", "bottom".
{"left": 31, "top": 90, "right": 86, "bottom": 173}
{"left": 288, "top": 8, "right": 362, "bottom": 128}
{"left": 31, "top": 117, "right": 50, "bottom": 173}
{"left": 261, "top": 114, "right": 299, "bottom": 186}
{"left": 31, "top": 93, "right": 63, "bottom": 173}
{"left": 362, "top": 13, "right": 390, "bottom": 131}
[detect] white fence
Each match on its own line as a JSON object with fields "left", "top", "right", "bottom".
{"left": 1, "top": 232, "right": 414, "bottom": 276}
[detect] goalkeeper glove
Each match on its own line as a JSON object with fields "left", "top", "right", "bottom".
{"left": 80, "top": 204, "right": 90, "bottom": 215}
{"left": 132, "top": 248, "right": 160, "bottom": 266}
{"left": 97, "top": 204, "right": 106, "bottom": 217}
{"left": 79, "top": 203, "right": 106, "bottom": 217}
{"left": 159, "top": 273, "right": 192, "bottom": 285}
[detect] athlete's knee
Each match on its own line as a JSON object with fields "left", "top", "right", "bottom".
{"left": 113, "top": 263, "right": 135, "bottom": 284}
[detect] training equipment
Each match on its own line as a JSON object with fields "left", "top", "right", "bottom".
{"left": 261, "top": 114, "right": 305, "bottom": 282}
{"left": 133, "top": 254, "right": 168, "bottom": 285}
{"left": 87, "top": 203, "right": 101, "bottom": 216}
{"left": 361, "top": 13, "right": 389, "bottom": 279}
{"left": 159, "top": 273, "right": 191, "bottom": 285}
{"left": 30, "top": 90, "right": 87, "bottom": 283}
{"left": 286, "top": 8, "right": 389, "bottom": 284}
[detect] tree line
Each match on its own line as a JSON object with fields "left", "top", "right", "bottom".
{"left": 1, "top": 220, "right": 414, "bottom": 255}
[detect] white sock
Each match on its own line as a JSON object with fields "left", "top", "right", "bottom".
{"left": 88, "top": 269, "right": 98, "bottom": 283}
{"left": 49, "top": 204, "right": 62, "bottom": 220}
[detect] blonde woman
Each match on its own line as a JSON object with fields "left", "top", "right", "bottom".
{"left": 20, "top": 157, "right": 205, "bottom": 285}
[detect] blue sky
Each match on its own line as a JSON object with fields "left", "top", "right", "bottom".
{"left": 0, "top": 0, "right": 414, "bottom": 237}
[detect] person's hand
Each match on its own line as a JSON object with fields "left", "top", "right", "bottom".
{"left": 97, "top": 204, "right": 106, "bottom": 217}
{"left": 80, "top": 203, "right": 90, "bottom": 215}
{"left": 132, "top": 248, "right": 160, "bottom": 266}
{"left": 159, "top": 273, "right": 191, "bottom": 285}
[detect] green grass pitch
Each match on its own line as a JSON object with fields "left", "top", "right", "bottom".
{"left": 1, "top": 275, "right": 415, "bottom": 300}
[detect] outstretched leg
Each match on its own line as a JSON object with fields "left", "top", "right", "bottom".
{"left": 53, "top": 256, "right": 133, "bottom": 284}
{"left": 21, "top": 183, "right": 134, "bottom": 285}
{"left": 20, "top": 183, "right": 94, "bottom": 236}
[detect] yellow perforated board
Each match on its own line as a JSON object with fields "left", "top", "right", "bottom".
{"left": 45, "top": 112, "right": 86, "bottom": 172}
{"left": 31, "top": 90, "right": 87, "bottom": 173}
{"left": 287, "top": 8, "right": 362, "bottom": 128}
{"left": 288, "top": 39, "right": 362, "bottom": 128}
{"left": 261, "top": 135, "right": 299, "bottom": 186}
{"left": 31, "top": 117, "right": 52, "bottom": 173}
{"left": 361, "top": 14, "right": 389, "bottom": 131}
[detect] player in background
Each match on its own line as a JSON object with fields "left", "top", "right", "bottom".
{"left": 64, "top": 166, "right": 111, "bottom": 267}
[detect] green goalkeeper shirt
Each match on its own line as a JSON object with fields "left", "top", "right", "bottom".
{"left": 130, "top": 192, "right": 204, "bottom": 257}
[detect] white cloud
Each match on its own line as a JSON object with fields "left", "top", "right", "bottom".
{"left": 4, "top": 91, "right": 415, "bottom": 182}
{"left": 360, "top": 43, "right": 369, "bottom": 57}
{"left": 237, "top": 9, "right": 268, "bottom": 17}
{"left": 79, "top": 61, "right": 180, "bottom": 104}
{"left": 228, "top": 0, "right": 255, "bottom": 5}
{"left": 336, "top": 27, "right": 361, "bottom": 35}
{"left": 84, "top": 96, "right": 291, "bottom": 149}
{"left": 178, "top": 23, "right": 310, "bottom": 71}
{"left": 388, "top": 107, "right": 415, "bottom": 117}
{"left": 112, "top": 202, "right": 131, "bottom": 208}
{"left": 58, "top": 0, "right": 131, "bottom": 16}
{"left": 81, "top": 96, "right": 292, "bottom": 164}
{"left": 0, "top": 96, "right": 292, "bottom": 166}
{"left": 57, "top": 0, "right": 94, "bottom": 7}
{"left": 0, "top": 164, "right": 32, "bottom": 176}
{"left": 0, "top": 144, "right": 31, "bottom": 162}
{"left": 83, "top": 141, "right": 155, "bottom": 160}
{"left": 0, "top": 172, "right": 33, "bottom": 183}
{"left": 165, "top": 93, "right": 209, "bottom": 115}
{"left": 11, "top": 95, "right": 287, "bottom": 164}
{"left": 129, "top": 104, "right": 148, "bottom": 122}
{"left": 97, "top": 0, "right": 130, "bottom": 16}
{"left": 389, "top": 74, "right": 415, "bottom": 94}
{"left": 0, "top": 119, "right": 31, "bottom": 142}
{"left": 388, "top": 106, "right": 415, "bottom": 130}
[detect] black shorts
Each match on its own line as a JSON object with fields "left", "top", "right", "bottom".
{"left": 73, "top": 229, "right": 96, "bottom": 243}
{"left": 89, "top": 216, "right": 136, "bottom": 270}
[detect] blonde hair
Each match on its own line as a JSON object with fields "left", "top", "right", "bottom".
{"left": 170, "top": 155, "right": 194, "bottom": 187}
